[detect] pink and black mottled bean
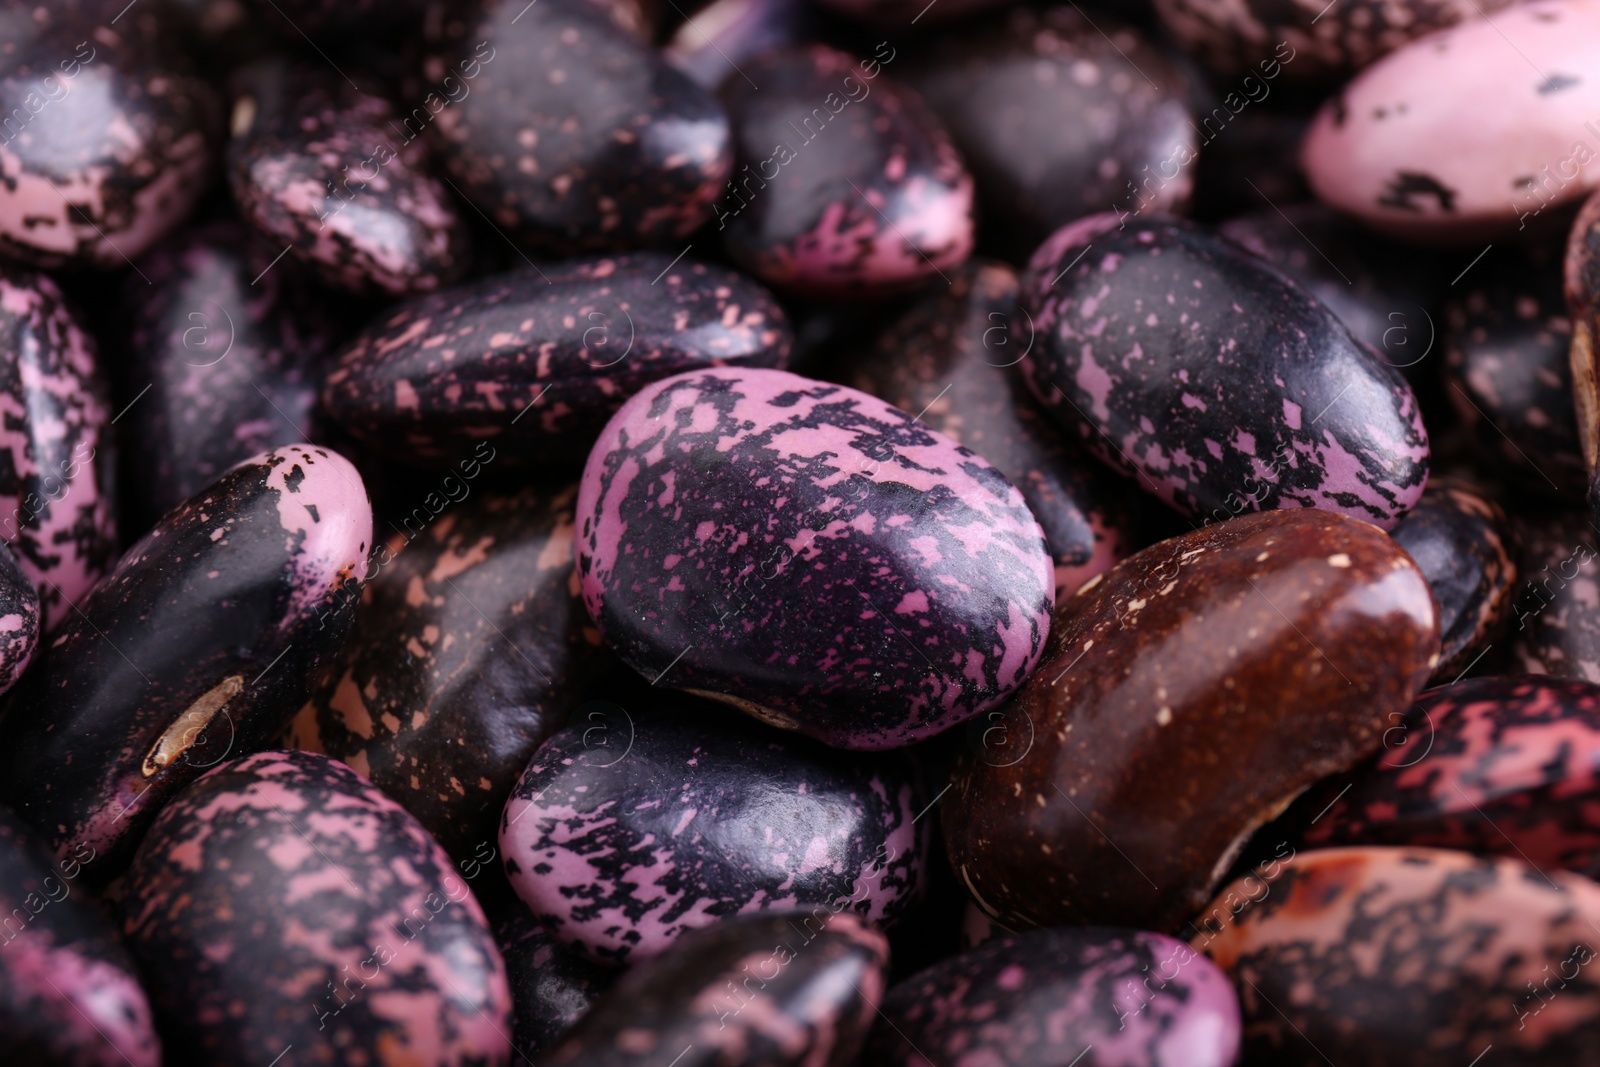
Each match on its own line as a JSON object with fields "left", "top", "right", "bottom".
{"left": 902, "top": 6, "right": 1195, "bottom": 263}
{"left": 119, "top": 221, "right": 333, "bottom": 532}
{"left": 864, "top": 926, "right": 1241, "bottom": 1067}
{"left": 0, "top": 2, "right": 220, "bottom": 269}
{"left": 1299, "top": 676, "right": 1600, "bottom": 875}
{"left": 122, "top": 749, "right": 512, "bottom": 1066}
{"left": 1444, "top": 244, "right": 1586, "bottom": 494}
{"left": 425, "top": 0, "right": 730, "bottom": 255}
{"left": 1511, "top": 509, "right": 1600, "bottom": 681}
{"left": 0, "top": 267, "right": 117, "bottom": 629}
{"left": 1019, "top": 214, "right": 1430, "bottom": 530}
{"left": 496, "top": 907, "right": 619, "bottom": 1056}
{"left": 718, "top": 45, "right": 974, "bottom": 299}
{"left": 1193, "top": 847, "right": 1600, "bottom": 1065}
{"left": 0, "top": 805, "right": 158, "bottom": 1067}
{"left": 849, "top": 259, "right": 1129, "bottom": 599}
{"left": 0, "top": 444, "right": 373, "bottom": 874}
{"left": 320, "top": 252, "right": 792, "bottom": 470}
{"left": 500, "top": 702, "right": 928, "bottom": 964}
{"left": 286, "top": 485, "right": 599, "bottom": 863}
{"left": 1219, "top": 203, "right": 1447, "bottom": 381}
{"left": 1389, "top": 478, "right": 1516, "bottom": 680}
{"left": 543, "top": 910, "right": 888, "bottom": 1066}
{"left": 576, "top": 367, "right": 1055, "bottom": 749}
{"left": 0, "top": 539, "right": 36, "bottom": 694}
{"left": 228, "top": 60, "right": 472, "bottom": 297}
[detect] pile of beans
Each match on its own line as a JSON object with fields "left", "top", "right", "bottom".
{"left": 2, "top": 0, "right": 1599, "bottom": 1063}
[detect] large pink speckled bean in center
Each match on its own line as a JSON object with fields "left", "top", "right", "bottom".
{"left": 575, "top": 366, "right": 1054, "bottom": 750}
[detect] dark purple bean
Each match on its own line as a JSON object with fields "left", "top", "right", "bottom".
{"left": 120, "top": 221, "right": 334, "bottom": 531}
{"left": 903, "top": 6, "right": 1196, "bottom": 262}
{"left": 543, "top": 910, "right": 888, "bottom": 1066}
{"left": 1219, "top": 203, "right": 1446, "bottom": 380}
{"left": 867, "top": 926, "right": 1241, "bottom": 1067}
{"left": 718, "top": 44, "right": 974, "bottom": 299}
{"left": 1389, "top": 478, "right": 1516, "bottom": 681}
{"left": 228, "top": 60, "right": 472, "bottom": 297}
{"left": 425, "top": 0, "right": 731, "bottom": 254}
{"left": 122, "top": 749, "right": 511, "bottom": 1066}
{"left": 1020, "top": 214, "right": 1431, "bottom": 529}
{"left": 320, "top": 252, "right": 792, "bottom": 470}
{"left": 497, "top": 907, "right": 620, "bottom": 1057}
{"left": 500, "top": 702, "right": 928, "bottom": 964}
{"left": 0, "top": 444, "right": 372, "bottom": 874}
{"left": 1444, "top": 244, "right": 1585, "bottom": 495}
{"left": 287, "top": 485, "right": 598, "bottom": 863}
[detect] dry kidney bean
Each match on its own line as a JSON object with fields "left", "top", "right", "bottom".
{"left": 3, "top": 2, "right": 1600, "bottom": 1062}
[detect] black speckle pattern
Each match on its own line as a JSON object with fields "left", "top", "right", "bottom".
{"left": 1300, "top": 676, "right": 1600, "bottom": 877}
{"left": 0, "top": 267, "right": 117, "bottom": 629}
{"left": 1195, "top": 847, "right": 1600, "bottom": 1066}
